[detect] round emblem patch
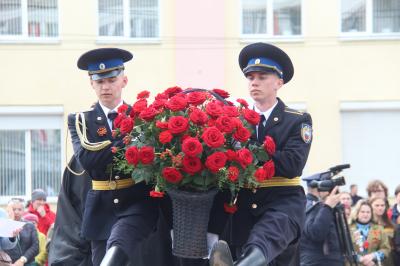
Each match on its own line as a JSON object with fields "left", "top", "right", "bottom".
{"left": 255, "top": 58, "right": 261, "bottom": 64}
{"left": 301, "top": 123, "right": 312, "bottom": 144}
{"left": 99, "top": 63, "right": 105, "bottom": 70}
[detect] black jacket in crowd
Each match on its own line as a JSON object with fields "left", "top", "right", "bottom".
{"left": 6, "top": 222, "right": 39, "bottom": 263}
{"left": 300, "top": 195, "right": 344, "bottom": 266}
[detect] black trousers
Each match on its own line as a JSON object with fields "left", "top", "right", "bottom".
{"left": 90, "top": 213, "right": 157, "bottom": 266}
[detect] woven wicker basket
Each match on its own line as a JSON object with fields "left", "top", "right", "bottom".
{"left": 167, "top": 188, "right": 218, "bottom": 258}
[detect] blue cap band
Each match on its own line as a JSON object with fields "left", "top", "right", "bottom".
{"left": 88, "top": 58, "right": 124, "bottom": 74}
{"left": 244, "top": 57, "right": 283, "bottom": 77}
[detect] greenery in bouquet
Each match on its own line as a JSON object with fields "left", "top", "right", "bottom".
{"left": 111, "top": 87, "right": 277, "bottom": 211}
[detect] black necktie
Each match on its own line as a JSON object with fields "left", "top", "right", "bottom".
{"left": 107, "top": 111, "right": 118, "bottom": 129}
{"left": 257, "top": 114, "right": 266, "bottom": 143}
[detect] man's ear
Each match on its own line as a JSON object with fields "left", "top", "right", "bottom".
{"left": 122, "top": 76, "right": 128, "bottom": 88}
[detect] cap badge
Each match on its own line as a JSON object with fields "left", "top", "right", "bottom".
{"left": 301, "top": 123, "right": 312, "bottom": 144}
{"left": 99, "top": 63, "right": 106, "bottom": 70}
{"left": 97, "top": 126, "right": 107, "bottom": 137}
{"left": 255, "top": 58, "right": 261, "bottom": 64}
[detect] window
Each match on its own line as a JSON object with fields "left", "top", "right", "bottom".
{"left": 0, "top": 106, "right": 63, "bottom": 203}
{"left": 241, "top": 0, "right": 302, "bottom": 38}
{"left": 0, "top": 0, "right": 59, "bottom": 40}
{"left": 341, "top": 102, "right": 400, "bottom": 196}
{"left": 98, "top": 0, "right": 159, "bottom": 40}
{"left": 341, "top": 0, "right": 400, "bottom": 35}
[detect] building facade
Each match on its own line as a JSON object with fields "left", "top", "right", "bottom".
{"left": 0, "top": 0, "right": 399, "bottom": 203}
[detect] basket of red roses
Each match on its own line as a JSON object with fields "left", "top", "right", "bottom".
{"left": 111, "top": 87, "right": 276, "bottom": 258}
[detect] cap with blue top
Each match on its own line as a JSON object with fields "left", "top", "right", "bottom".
{"left": 238, "top": 42, "right": 294, "bottom": 84}
{"left": 77, "top": 48, "right": 133, "bottom": 81}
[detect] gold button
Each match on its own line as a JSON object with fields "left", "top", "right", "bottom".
{"left": 113, "top": 198, "right": 119, "bottom": 204}
{"left": 109, "top": 181, "right": 117, "bottom": 190}
{"left": 251, "top": 203, "right": 257, "bottom": 209}
{"left": 273, "top": 117, "right": 279, "bottom": 122}
{"left": 115, "top": 175, "right": 120, "bottom": 180}
{"left": 252, "top": 189, "right": 257, "bottom": 194}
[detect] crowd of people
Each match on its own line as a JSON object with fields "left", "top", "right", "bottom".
{"left": 0, "top": 189, "right": 56, "bottom": 266}
{"left": 301, "top": 180, "right": 400, "bottom": 266}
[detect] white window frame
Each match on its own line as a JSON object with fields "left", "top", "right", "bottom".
{"left": 0, "top": 106, "right": 64, "bottom": 204}
{"left": 96, "top": 0, "right": 161, "bottom": 44}
{"left": 239, "top": 0, "right": 305, "bottom": 43}
{"left": 339, "top": 0, "right": 400, "bottom": 41}
{"left": 0, "top": 0, "right": 60, "bottom": 44}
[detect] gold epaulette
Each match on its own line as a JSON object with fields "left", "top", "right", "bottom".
{"left": 75, "top": 112, "right": 112, "bottom": 151}
{"left": 284, "top": 108, "right": 303, "bottom": 116}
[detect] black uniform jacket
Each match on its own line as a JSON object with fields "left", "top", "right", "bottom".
{"left": 230, "top": 98, "right": 312, "bottom": 246}
{"left": 68, "top": 102, "right": 156, "bottom": 240}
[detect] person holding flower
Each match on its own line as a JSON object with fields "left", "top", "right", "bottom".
{"left": 67, "top": 48, "right": 158, "bottom": 266}
{"left": 210, "top": 42, "right": 313, "bottom": 266}
{"left": 349, "top": 200, "right": 390, "bottom": 266}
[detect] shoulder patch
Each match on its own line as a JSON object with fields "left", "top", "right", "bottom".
{"left": 301, "top": 123, "right": 312, "bottom": 144}
{"left": 284, "top": 108, "right": 303, "bottom": 116}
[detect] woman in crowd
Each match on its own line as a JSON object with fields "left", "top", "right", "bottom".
{"left": 22, "top": 214, "right": 48, "bottom": 266}
{"left": 350, "top": 199, "right": 390, "bottom": 266}
{"left": 25, "top": 189, "right": 55, "bottom": 236}
{"left": 5, "top": 199, "right": 39, "bottom": 266}
{"left": 339, "top": 191, "right": 353, "bottom": 220}
{"left": 0, "top": 209, "right": 22, "bottom": 266}
{"left": 370, "top": 196, "right": 395, "bottom": 266}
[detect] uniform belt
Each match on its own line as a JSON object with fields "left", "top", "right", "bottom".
{"left": 92, "top": 178, "right": 135, "bottom": 190}
{"left": 257, "top": 176, "right": 301, "bottom": 188}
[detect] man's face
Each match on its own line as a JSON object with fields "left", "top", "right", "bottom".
{"left": 32, "top": 199, "right": 45, "bottom": 210}
{"left": 247, "top": 72, "right": 283, "bottom": 103}
{"left": 339, "top": 193, "right": 352, "bottom": 207}
{"left": 351, "top": 185, "right": 357, "bottom": 194}
{"left": 370, "top": 185, "right": 386, "bottom": 199}
{"left": 90, "top": 74, "right": 127, "bottom": 109}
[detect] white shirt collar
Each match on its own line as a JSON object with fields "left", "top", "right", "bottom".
{"left": 99, "top": 100, "right": 123, "bottom": 116}
{"left": 253, "top": 100, "right": 278, "bottom": 122}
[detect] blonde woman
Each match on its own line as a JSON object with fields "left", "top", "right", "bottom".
{"left": 349, "top": 200, "right": 390, "bottom": 266}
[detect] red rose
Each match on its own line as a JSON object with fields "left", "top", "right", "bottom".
{"left": 155, "top": 93, "right": 168, "bottom": 100}
{"left": 233, "top": 126, "right": 251, "bottom": 142}
{"left": 166, "top": 94, "right": 188, "bottom": 111}
{"left": 236, "top": 148, "right": 253, "bottom": 169}
{"left": 139, "top": 107, "right": 158, "bottom": 121}
{"left": 156, "top": 121, "right": 169, "bottom": 129}
{"left": 242, "top": 109, "right": 260, "bottom": 126}
{"left": 120, "top": 117, "right": 134, "bottom": 134}
{"left": 254, "top": 168, "right": 267, "bottom": 182}
{"left": 111, "top": 146, "right": 118, "bottom": 153}
{"left": 205, "top": 152, "right": 227, "bottom": 173}
{"left": 132, "top": 99, "right": 147, "bottom": 116}
{"left": 162, "top": 167, "right": 183, "bottom": 183}
{"left": 182, "top": 156, "right": 202, "bottom": 175}
{"left": 139, "top": 146, "right": 155, "bottom": 165}
{"left": 264, "top": 136, "right": 276, "bottom": 155}
{"left": 114, "top": 114, "right": 125, "bottom": 128}
{"left": 125, "top": 146, "right": 139, "bottom": 165}
{"left": 224, "top": 203, "right": 237, "bottom": 214}
{"left": 212, "top": 88, "right": 230, "bottom": 99}
{"left": 216, "top": 116, "right": 235, "bottom": 133}
{"left": 117, "top": 104, "right": 129, "bottom": 114}
{"left": 223, "top": 106, "right": 240, "bottom": 117}
{"left": 227, "top": 166, "right": 239, "bottom": 182}
{"left": 151, "top": 99, "right": 167, "bottom": 110}
{"left": 263, "top": 160, "right": 275, "bottom": 179}
{"left": 236, "top": 98, "right": 249, "bottom": 108}
{"left": 189, "top": 108, "right": 208, "bottom": 125}
{"left": 207, "top": 119, "right": 216, "bottom": 127}
{"left": 201, "top": 127, "right": 225, "bottom": 148}
{"left": 164, "top": 86, "right": 183, "bottom": 98}
{"left": 205, "top": 101, "right": 223, "bottom": 117}
{"left": 225, "top": 150, "right": 237, "bottom": 161}
{"left": 182, "top": 137, "right": 203, "bottom": 157}
{"left": 187, "top": 91, "right": 207, "bottom": 105}
{"left": 159, "top": 130, "right": 173, "bottom": 144}
{"left": 363, "top": 240, "right": 369, "bottom": 250}
{"left": 137, "top": 90, "right": 150, "bottom": 99}
{"left": 168, "top": 116, "right": 189, "bottom": 134}
{"left": 149, "top": 190, "right": 165, "bottom": 197}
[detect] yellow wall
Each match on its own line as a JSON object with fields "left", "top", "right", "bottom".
{"left": 1, "top": 0, "right": 400, "bottom": 178}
